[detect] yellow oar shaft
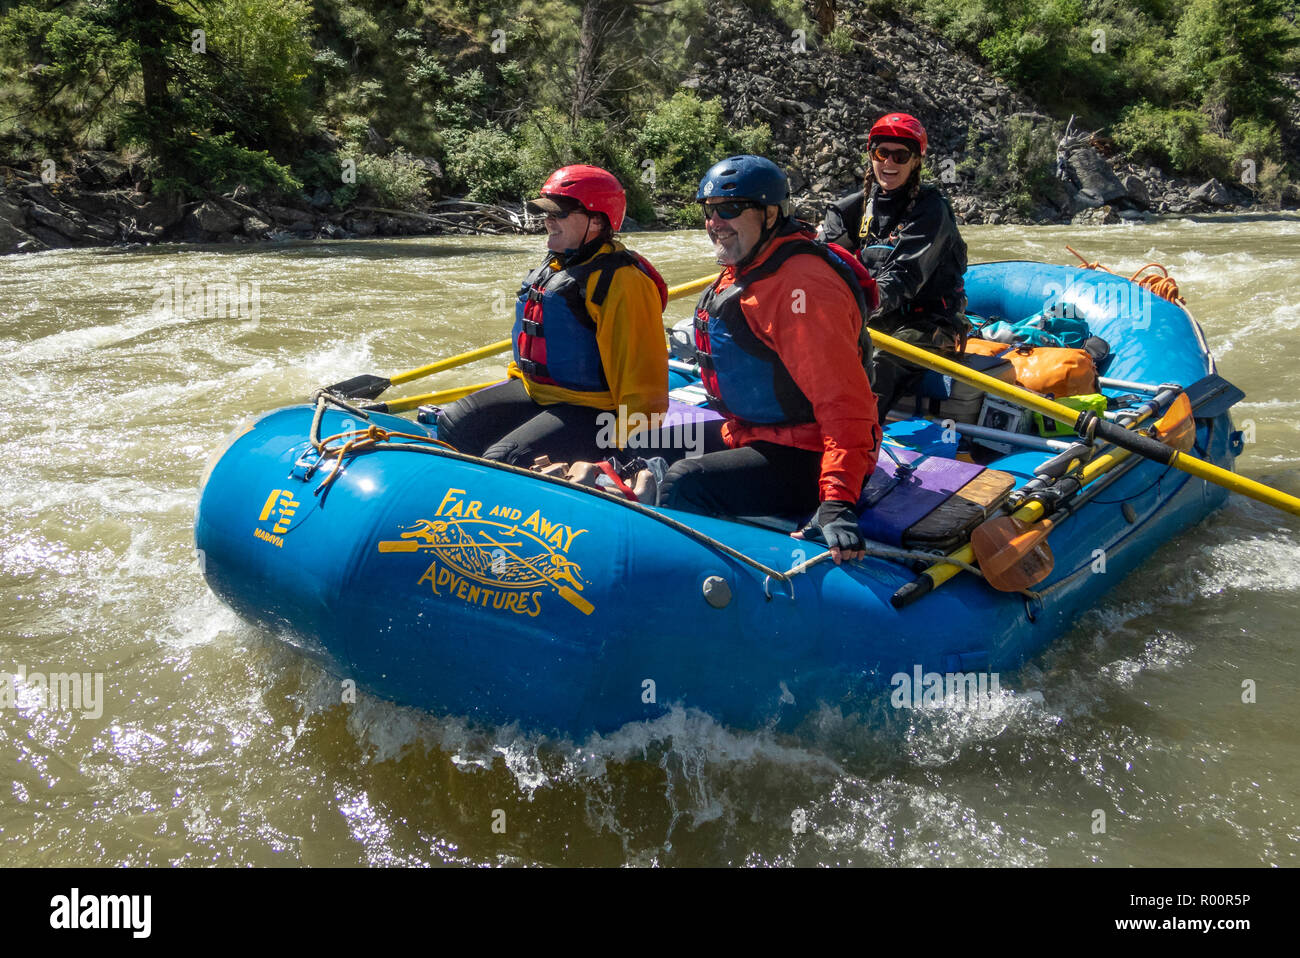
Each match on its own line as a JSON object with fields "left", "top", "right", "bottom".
{"left": 874, "top": 329, "right": 1300, "bottom": 518}
{"left": 667, "top": 274, "right": 716, "bottom": 299}
{"left": 376, "top": 381, "right": 498, "bottom": 413}
{"left": 1169, "top": 450, "right": 1300, "bottom": 514}
{"left": 376, "top": 273, "right": 716, "bottom": 395}
{"left": 389, "top": 340, "right": 512, "bottom": 386}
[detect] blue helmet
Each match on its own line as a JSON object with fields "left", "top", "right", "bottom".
{"left": 697, "top": 155, "right": 790, "bottom": 208}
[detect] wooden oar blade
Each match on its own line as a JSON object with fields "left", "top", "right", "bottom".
{"left": 972, "top": 516, "right": 1056, "bottom": 592}
{"left": 323, "top": 374, "right": 391, "bottom": 400}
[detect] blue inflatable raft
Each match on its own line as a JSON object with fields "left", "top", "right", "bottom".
{"left": 195, "top": 262, "right": 1240, "bottom": 734}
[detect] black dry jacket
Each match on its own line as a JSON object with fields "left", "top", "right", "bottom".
{"left": 821, "top": 182, "right": 968, "bottom": 334}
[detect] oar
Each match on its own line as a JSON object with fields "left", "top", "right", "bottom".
{"left": 364, "top": 381, "right": 498, "bottom": 414}
{"left": 326, "top": 341, "right": 512, "bottom": 401}
{"left": 475, "top": 530, "right": 594, "bottom": 615}
{"left": 872, "top": 329, "right": 1300, "bottom": 518}
{"left": 325, "top": 274, "right": 719, "bottom": 401}
{"left": 966, "top": 394, "right": 1184, "bottom": 591}
{"left": 891, "top": 373, "right": 1246, "bottom": 607}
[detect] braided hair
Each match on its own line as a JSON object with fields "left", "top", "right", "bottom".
{"left": 863, "top": 152, "right": 924, "bottom": 204}
{"left": 863, "top": 142, "right": 924, "bottom": 241}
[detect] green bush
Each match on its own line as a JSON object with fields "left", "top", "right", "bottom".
{"left": 139, "top": 129, "right": 301, "bottom": 198}
{"left": 1113, "top": 103, "right": 1233, "bottom": 179}
{"left": 357, "top": 149, "right": 431, "bottom": 208}
{"left": 1255, "top": 158, "right": 1295, "bottom": 207}
{"left": 636, "top": 91, "right": 772, "bottom": 197}
{"left": 827, "top": 26, "right": 855, "bottom": 55}
{"left": 672, "top": 203, "right": 705, "bottom": 228}
{"left": 445, "top": 126, "right": 527, "bottom": 203}
{"left": 957, "top": 115, "right": 1059, "bottom": 215}
{"left": 1230, "top": 117, "right": 1281, "bottom": 168}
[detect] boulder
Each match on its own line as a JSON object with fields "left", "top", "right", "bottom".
{"left": 19, "top": 182, "right": 58, "bottom": 208}
{"left": 1190, "top": 178, "right": 1232, "bottom": 207}
{"left": 1065, "top": 147, "right": 1128, "bottom": 204}
{"left": 1071, "top": 205, "right": 1121, "bottom": 226}
{"left": 243, "top": 215, "right": 272, "bottom": 237}
{"left": 77, "top": 152, "right": 131, "bottom": 187}
{"left": 0, "top": 195, "right": 26, "bottom": 228}
{"left": 72, "top": 190, "right": 133, "bottom": 221}
{"left": 1071, "top": 189, "right": 1104, "bottom": 211}
{"left": 345, "top": 216, "right": 378, "bottom": 238}
{"left": 0, "top": 219, "right": 41, "bottom": 254}
{"left": 192, "top": 199, "right": 241, "bottom": 234}
{"left": 26, "top": 224, "right": 73, "bottom": 248}
{"left": 133, "top": 192, "right": 184, "bottom": 230}
{"left": 1122, "top": 174, "right": 1150, "bottom": 209}
{"left": 264, "top": 204, "right": 316, "bottom": 228}
{"left": 29, "top": 204, "right": 83, "bottom": 239}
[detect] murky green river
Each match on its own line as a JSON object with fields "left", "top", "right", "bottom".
{"left": 1, "top": 217, "right": 1297, "bottom": 866}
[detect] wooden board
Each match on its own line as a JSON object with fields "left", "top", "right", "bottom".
{"left": 903, "top": 468, "right": 1016, "bottom": 549}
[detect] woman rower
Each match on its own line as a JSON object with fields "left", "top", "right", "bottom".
{"left": 436, "top": 165, "right": 669, "bottom": 465}
{"left": 820, "top": 113, "right": 969, "bottom": 418}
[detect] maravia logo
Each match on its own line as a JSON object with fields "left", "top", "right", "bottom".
{"left": 50, "top": 889, "right": 151, "bottom": 938}
{"left": 378, "top": 487, "right": 592, "bottom": 616}
{"left": 251, "top": 487, "right": 300, "bottom": 548}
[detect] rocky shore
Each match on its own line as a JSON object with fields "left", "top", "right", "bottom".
{"left": 2, "top": 0, "right": 1294, "bottom": 256}
{"left": 689, "top": 0, "right": 1286, "bottom": 226}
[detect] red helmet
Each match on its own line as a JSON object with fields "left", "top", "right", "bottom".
{"left": 869, "top": 113, "right": 928, "bottom": 156}
{"left": 538, "top": 165, "right": 627, "bottom": 232}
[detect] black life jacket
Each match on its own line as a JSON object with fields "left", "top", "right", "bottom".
{"left": 857, "top": 182, "right": 968, "bottom": 331}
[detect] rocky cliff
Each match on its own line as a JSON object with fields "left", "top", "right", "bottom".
{"left": 689, "top": 0, "right": 1271, "bottom": 226}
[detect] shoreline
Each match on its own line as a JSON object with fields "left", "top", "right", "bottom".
{"left": 3, "top": 164, "right": 1294, "bottom": 259}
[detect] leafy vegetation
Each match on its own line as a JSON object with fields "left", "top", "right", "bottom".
{"left": 958, "top": 114, "right": 1062, "bottom": 214}
{"left": 902, "top": 0, "right": 1300, "bottom": 183}
{"left": 1, "top": 0, "right": 1297, "bottom": 215}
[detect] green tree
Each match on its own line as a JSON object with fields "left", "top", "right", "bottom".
{"left": 1169, "top": 0, "right": 1300, "bottom": 131}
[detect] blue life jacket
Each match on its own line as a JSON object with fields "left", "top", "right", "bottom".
{"left": 693, "top": 231, "right": 872, "bottom": 425}
{"left": 512, "top": 247, "right": 664, "bottom": 393}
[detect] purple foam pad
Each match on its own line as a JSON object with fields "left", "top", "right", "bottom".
{"left": 857, "top": 447, "right": 985, "bottom": 546}
{"left": 665, "top": 399, "right": 723, "bottom": 423}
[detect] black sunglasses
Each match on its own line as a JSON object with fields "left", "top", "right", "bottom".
{"left": 871, "top": 145, "right": 916, "bottom": 164}
{"left": 699, "top": 199, "right": 763, "bottom": 220}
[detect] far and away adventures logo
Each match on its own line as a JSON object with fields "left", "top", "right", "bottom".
{"left": 377, "top": 487, "right": 592, "bottom": 616}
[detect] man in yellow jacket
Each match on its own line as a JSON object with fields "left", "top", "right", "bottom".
{"left": 436, "top": 165, "right": 669, "bottom": 465}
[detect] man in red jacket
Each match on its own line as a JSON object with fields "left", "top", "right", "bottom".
{"left": 660, "top": 155, "right": 881, "bottom": 564}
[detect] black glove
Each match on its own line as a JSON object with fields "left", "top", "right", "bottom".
{"left": 799, "top": 499, "right": 864, "bottom": 553}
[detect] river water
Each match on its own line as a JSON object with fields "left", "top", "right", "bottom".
{"left": 1, "top": 217, "right": 1297, "bottom": 867}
